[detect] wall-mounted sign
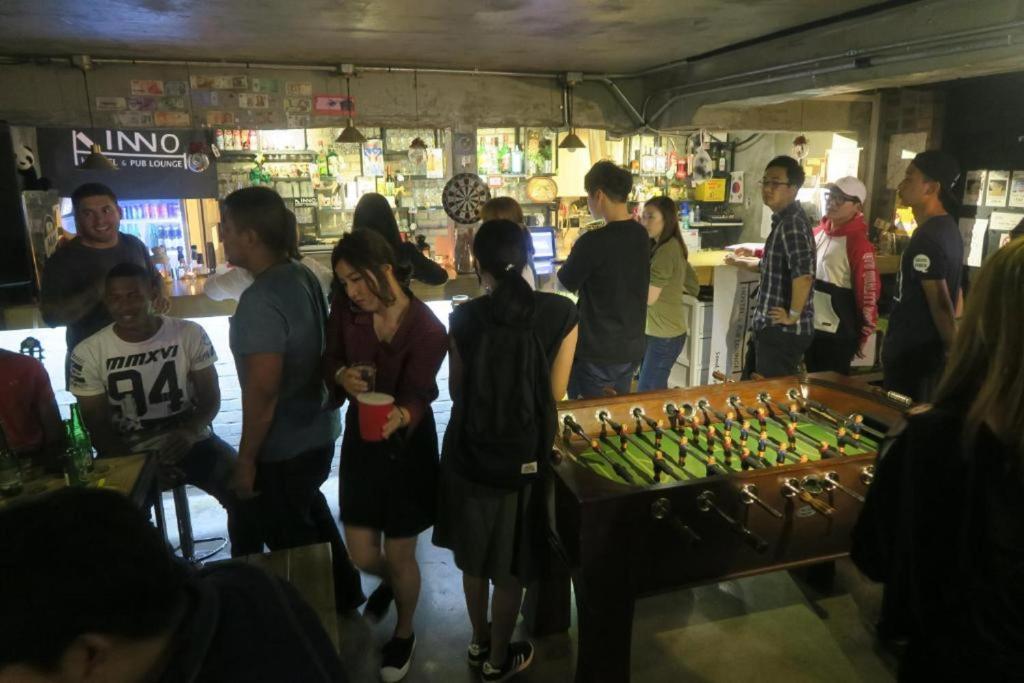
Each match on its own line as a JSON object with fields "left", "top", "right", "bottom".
{"left": 36, "top": 127, "right": 217, "bottom": 199}
{"left": 312, "top": 95, "right": 355, "bottom": 116}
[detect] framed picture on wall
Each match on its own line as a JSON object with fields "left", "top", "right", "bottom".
{"left": 986, "top": 170, "right": 1010, "bottom": 208}
{"left": 963, "top": 170, "right": 986, "bottom": 206}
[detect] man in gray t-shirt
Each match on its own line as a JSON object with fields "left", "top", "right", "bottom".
{"left": 40, "top": 183, "right": 162, "bottom": 356}
{"left": 221, "top": 186, "right": 360, "bottom": 611}
{"left": 230, "top": 260, "right": 341, "bottom": 460}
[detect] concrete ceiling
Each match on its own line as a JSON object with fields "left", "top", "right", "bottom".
{"left": 0, "top": 0, "right": 890, "bottom": 74}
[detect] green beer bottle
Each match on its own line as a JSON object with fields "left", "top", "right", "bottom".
{"left": 62, "top": 422, "right": 89, "bottom": 488}
{"left": 0, "top": 425, "right": 23, "bottom": 497}
{"left": 69, "top": 403, "right": 94, "bottom": 473}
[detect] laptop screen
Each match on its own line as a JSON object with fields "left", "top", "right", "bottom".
{"left": 529, "top": 227, "right": 556, "bottom": 260}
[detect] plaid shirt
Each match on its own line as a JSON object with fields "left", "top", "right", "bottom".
{"left": 753, "top": 201, "right": 816, "bottom": 335}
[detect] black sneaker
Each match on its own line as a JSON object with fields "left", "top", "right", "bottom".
{"left": 364, "top": 582, "right": 394, "bottom": 623}
{"left": 380, "top": 633, "right": 416, "bottom": 683}
{"left": 481, "top": 641, "right": 534, "bottom": 681}
{"left": 467, "top": 639, "right": 491, "bottom": 668}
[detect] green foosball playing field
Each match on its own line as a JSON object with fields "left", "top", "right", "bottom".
{"left": 571, "top": 412, "right": 879, "bottom": 486}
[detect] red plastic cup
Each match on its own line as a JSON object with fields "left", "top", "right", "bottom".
{"left": 357, "top": 392, "right": 394, "bottom": 442}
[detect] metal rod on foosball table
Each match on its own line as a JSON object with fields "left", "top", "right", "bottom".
{"left": 761, "top": 394, "right": 847, "bottom": 457}
{"left": 593, "top": 413, "right": 657, "bottom": 485}
{"left": 824, "top": 471, "right": 865, "bottom": 503}
{"left": 630, "top": 407, "right": 666, "bottom": 450}
{"left": 599, "top": 411, "right": 679, "bottom": 483}
{"left": 562, "top": 415, "right": 640, "bottom": 486}
{"left": 696, "top": 490, "right": 770, "bottom": 553}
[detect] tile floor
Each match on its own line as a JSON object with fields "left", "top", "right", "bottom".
{"left": 1, "top": 304, "right": 896, "bottom": 682}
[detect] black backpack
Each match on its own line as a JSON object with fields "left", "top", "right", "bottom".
{"left": 453, "top": 305, "right": 556, "bottom": 490}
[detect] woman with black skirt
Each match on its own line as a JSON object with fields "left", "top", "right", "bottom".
{"left": 325, "top": 230, "right": 447, "bottom": 683}
{"left": 434, "top": 219, "right": 578, "bottom": 681}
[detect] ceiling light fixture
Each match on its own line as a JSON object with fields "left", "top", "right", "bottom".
{"left": 74, "top": 55, "right": 117, "bottom": 171}
{"left": 335, "top": 74, "right": 366, "bottom": 144}
{"left": 558, "top": 81, "right": 586, "bottom": 152}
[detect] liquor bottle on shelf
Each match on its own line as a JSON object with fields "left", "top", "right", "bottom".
{"left": 499, "top": 138, "right": 511, "bottom": 173}
{"left": 511, "top": 145, "right": 524, "bottom": 175}
{"left": 0, "top": 425, "right": 22, "bottom": 497}
{"left": 316, "top": 143, "right": 329, "bottom": 177}
{"left": 327, "top": 146, "right": 340, "bottom": 177}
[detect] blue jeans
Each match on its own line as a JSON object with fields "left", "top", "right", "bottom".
{"left": 637, "top": 334, "right": 687, "bottom": 392}
{"left": 568, "top": 359, "right": 638, "bottom": 400}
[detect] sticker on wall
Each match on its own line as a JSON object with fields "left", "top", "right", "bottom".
{"left": 238, "top": 93, "right": 271, "bottom": 109}
{"left": 1009, "top": 171, "right": 1024, "bottom": 208}
{"left": 286, "top": 82, "right": 313, "bottom": 96}
{"left": 154, "top": 111, "right": 191, "bottom": 127}
{"left": 729, "top": 171, "right": 744, "bottom": 204}
{"left": 284, "top": 97, "right": 312, "bottom": 112}
{"left": 130, "top": 79, "right": 164, "bottom": 95}
{"left": 286, "top": 114, "right": 311, "bottom": 128}
{"left": 191, "top": 91, "right": 220, "bottom": 108}
{"left": 205, "top": 111, "right": 236, "bottom": 126}
{"left": 164, "top": 81, "right": 188, "bottom": 96}
{"left": 115, "top": 111, "right": 155, "bottom": 127}
{"left": 313, "top": 94, "right": 355, "bottom": 116}
{"left": 126, "top": 96, "right": 159, "bottom": 112}
{"left": 190, "top": 75, "right": 248, "bottom": 90}
{"left": 158, "top": 96, "right": 187, "bottom": 111}
{"left": 251, "top": 78, "right": 280, "bottom": 93}
{"left": 986, "top": 170, "right": 1010, "bottom": 208}
{"left": 95, "top": 97, "right": 127, "bottom": 111}
{"left": 963, "top": 170, "right": 987, "bottom": 206}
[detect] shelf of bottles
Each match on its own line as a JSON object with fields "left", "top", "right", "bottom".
{"left": 119, "top": 199, "right": 190, "bottom": 262}
{"left": 476, "top": 128, "right": 556, "bottom": 206}
{"left": 621, "top": 133, "right": 732, "bottom": 204}
{"left": 215, "top": 127, "right": 450, "bottom": 244}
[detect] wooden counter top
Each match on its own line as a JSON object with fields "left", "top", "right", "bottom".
{"left": 0, "top": 453, "right": 157, "bottom": 509}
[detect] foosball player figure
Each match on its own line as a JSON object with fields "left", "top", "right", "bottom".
{"left": 787, "top": 402, "right": 801, "bottom": 424}
{"left": 755, "top": 406, "right": 768, "bottom": 431}
{"left": 739, "top": 446, "right": 756, "bottom": 470}
{"left": 739, "top": 419, "right": 751, "bottom": 444}
{"left": 723, "top": 410, "right": 735, "bottom": 434}
{"left": 705, "top": 454, "right": 719, "bottom": 477}
{"left": 705, "top": 424, "right": 717, "bottom": 452}
{"left": 818, "top": 440, "right": 831, "bottom": 460}
{"left": 722, "top": 435, "right": 734, "bottom": 469}
{"left": 774, "top": 443, "right": 788, "bottom": 466}
{"left": 786, "top": 421, "right": 798, "bottom": 450}
{"left": 758, "top": 430, "right": 769, "bottom": 459}
{"left": 677, "top": 435, "right": 689, "bottom": 468}
{"left": 849, "top": 414, "right": 864, "bottom": 441}
{"left": 653, "top": 451, "right": 665, "bottom": 483}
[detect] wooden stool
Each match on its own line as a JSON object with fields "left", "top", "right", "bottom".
{"left": 153, "top": 484, "right": 227, "bottom": 564}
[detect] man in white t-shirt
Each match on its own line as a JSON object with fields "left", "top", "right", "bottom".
{"left": 70, "top": 262, "right": 248, "bottom": 550}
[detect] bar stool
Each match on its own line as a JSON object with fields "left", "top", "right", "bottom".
{"left": 153, "top": 483, "right": 227, "bottom": 564}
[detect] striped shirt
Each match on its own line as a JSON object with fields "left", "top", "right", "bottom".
{"left": 753, "top": 201, "right": 816, "bottom": 335}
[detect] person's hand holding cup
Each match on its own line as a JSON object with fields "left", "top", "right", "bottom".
{"left": 335, "top": 362, "right": 376, "bottom": 396}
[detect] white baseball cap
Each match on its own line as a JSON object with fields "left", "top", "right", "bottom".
{"left": 825, "top": 176, "right": 867, "bottom": 203}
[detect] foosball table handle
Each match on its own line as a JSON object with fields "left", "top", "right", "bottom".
{"left": 651, "top": 497, "right": 702, "bottom": 545}
{"left": 696, "top": 491, "right": 769, "bottom": 554}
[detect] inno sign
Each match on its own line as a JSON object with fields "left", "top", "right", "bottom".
{"left": 72, "top": 129, "right": 187, "bottom": 169}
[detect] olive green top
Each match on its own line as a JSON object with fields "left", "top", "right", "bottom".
{"left": 646, "top": 238, "right": 700, "bottom": 338}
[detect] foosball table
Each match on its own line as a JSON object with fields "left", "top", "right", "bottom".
{"left": 536, "top": 373, "right": 908, "bottom": 683}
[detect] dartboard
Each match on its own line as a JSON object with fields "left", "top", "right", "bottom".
{"left": 442, "top": 173, "right": 490, "bottom": 224}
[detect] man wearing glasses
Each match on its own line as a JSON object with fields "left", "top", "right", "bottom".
{"left": 726, "top": 156, "right": 815, "bottom": 377}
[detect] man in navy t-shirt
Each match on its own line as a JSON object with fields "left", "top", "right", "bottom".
{"left": 883, "top": 150, "right": 963, "bottom": 402}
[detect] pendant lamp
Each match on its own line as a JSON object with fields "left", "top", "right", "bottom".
{"left": 558, "top": 83, "right": 586, "bottom": 152}
{"left": 336, "top": 76, "right": 366, "bottom": 144}
{"left": 76, "top": 57, "right": 117, "bottom": 171}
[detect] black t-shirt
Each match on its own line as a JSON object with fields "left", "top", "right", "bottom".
{"left": 451, "top": 292, "right": 578, "bottom": 366}
{"left": 885, "top": 214, "right": 962, "bottom": 354}
{"left": 556, "top": 219, "right": 650, "bottom": 364}
{"left": 39, "top": 233, "right": 156, "bottom": 351}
